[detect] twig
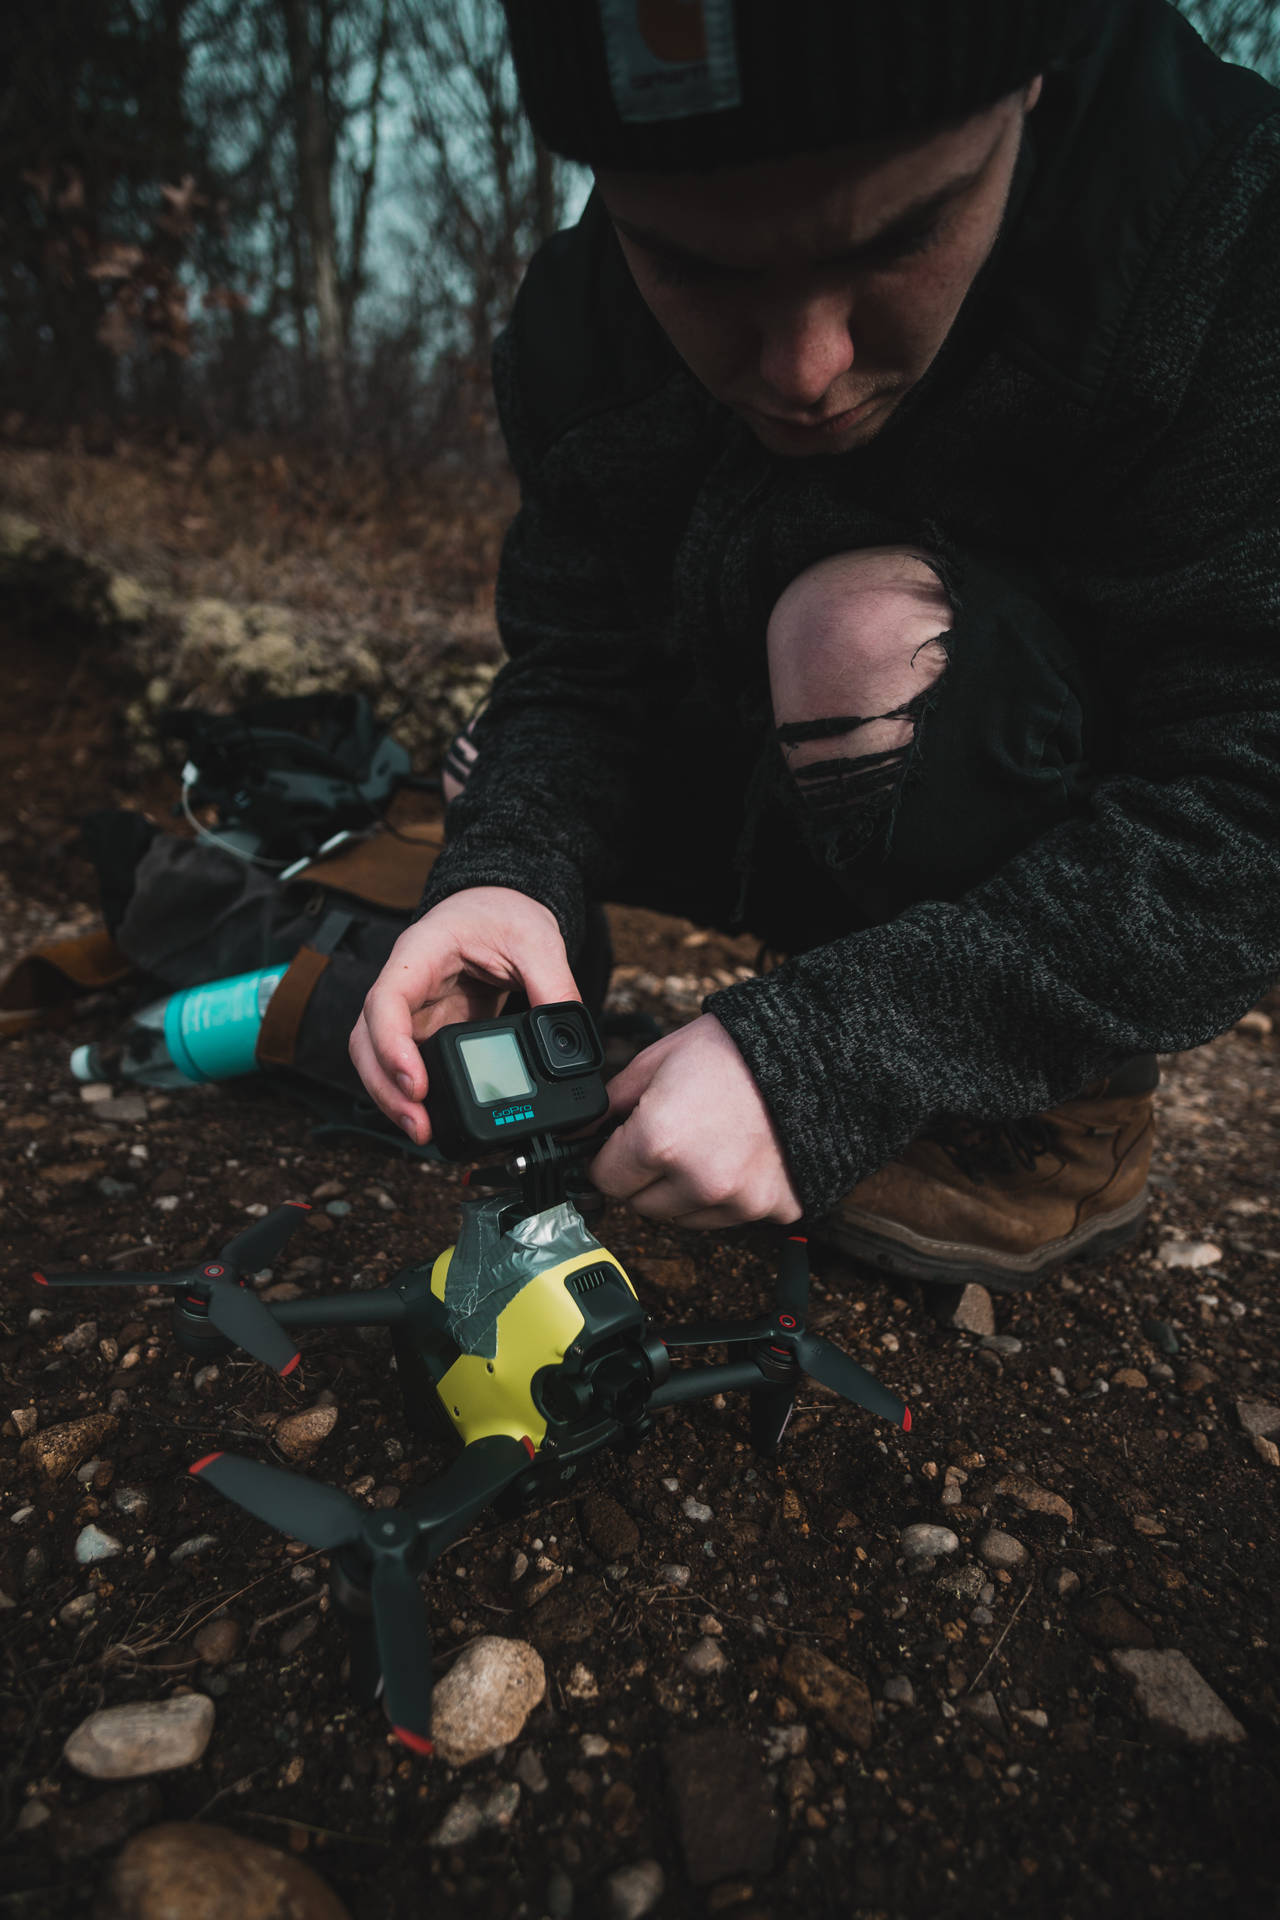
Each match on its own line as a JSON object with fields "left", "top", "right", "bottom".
{"left": 248, "top": 1586, "right": 327, "bottom": 1643}
{"left": 968, "top": 1578, "right": 1034, "bottom": 1693}
{"left": 244, "top": 1810, "right": 392, "bottom": 1848}
{"left": 192, "top": 1767, "right": 268, "bottom": 1823}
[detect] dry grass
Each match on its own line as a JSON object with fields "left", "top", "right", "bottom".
{"left": 0, "top": 436, "right": 518, "bottom": 638}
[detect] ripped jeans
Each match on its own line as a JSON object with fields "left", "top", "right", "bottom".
{"left": 445, "top": 541, "right": 1107, "bottom": 968}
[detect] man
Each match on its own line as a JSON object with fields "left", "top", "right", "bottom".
{"left": 351, "top": 0, "right": 1280, "bottom": 1291}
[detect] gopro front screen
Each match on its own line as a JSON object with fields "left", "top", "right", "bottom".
{"left": 458, "top": 1031, "right": 536, "bottom": 1105}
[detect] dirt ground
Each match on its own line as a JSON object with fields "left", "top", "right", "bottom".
{"left": 2, "top": 606, "right": 1279, "bottom": 1920}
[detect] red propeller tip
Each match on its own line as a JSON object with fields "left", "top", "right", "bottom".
{"left": 787, "top": 1234, "right": 808, "bottom": 1244}
{"left": 902, "top": 1407, "right": 912, "bottom": 1433}
{"left": 279, "top": 1352, "right": 302, "bottom": 1378}
{"left": 287, "top": 1201, "right": 311, "bottom": 1211}
{"left": 189, "top": 1451, "right": 224, "bottom": 1475}
{"left": 393, "top": 1727, "right": 434, "bottom": 1756}
{"left": 32, "top": 1271, "right": 48, "bottom": 1286}
{"left": 520, "top": 1435, "right": 536, "bottom": 1459}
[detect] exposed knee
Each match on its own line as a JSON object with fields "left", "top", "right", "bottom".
{"left": 766, "top": 545, "right": 951, "bottom": 771}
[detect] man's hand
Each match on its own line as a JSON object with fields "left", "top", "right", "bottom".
{"left": 349, "top": 887, "right": 580, "bottom": 1147}
{"left": 588, "top": 1013, "right": 803, "bottom": 1227}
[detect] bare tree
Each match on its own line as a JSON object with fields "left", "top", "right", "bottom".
{"left": 1175, "top": 0, "right": 1280, "bottom": 79}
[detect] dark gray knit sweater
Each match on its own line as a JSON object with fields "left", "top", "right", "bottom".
{"left": 422, "top": 0, "right": 1280, "bottom": 1220}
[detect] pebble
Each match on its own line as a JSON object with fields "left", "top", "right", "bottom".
{"left": 660, "top": 1564, "right": 691, "bottom": 1588}
{"left": 1142, "top": 1319, "right": 1180, "bottom": 1355}
{"left": 64, "top": 1696, "right": 216, "bottom": 1779}
{"left": 1112, "top": 1368, "right": 1149, "bottom": 1389}
{"left": 882, "top": 1674, "right": 915, "bottom": 1707}
{"left": 1017, "top": 1708, "right": 1050, "bottom": 1731}
{"left": 12, "top": 1505, "right": 35, "bottom": 1525}
{"left": 683, "top": 1496, "right": 712, "bottom": 1523}
{"left": 962, "top": 1689, "right": 1005, "bottom": 1734}
{"left": 325, "top": 1199, "right": 352, "bottom": 1217}
{"left": 280, "top": 1614, "right": 319, "bottom": 1657}
{"left": 602, "top": 1860, "right": 665, "bottom": 1920}
{"left": 62, "top": 1319, "right": 99, "bottom": 1354}
{"left": 428, "top": 1783, "right": 520, "bottom": 1848}
{"left": 113, "top": 1486, "right": 150, "bottom": 1518}
{"left": 935, "top": 1563, "right": 986, "bottom": 1601}
{"left": 170, "top": 1533, "right": 217, "bottom": 1565}
{"left": 684, "top": 1636, "right": 729, "bottom": 1676}
{"left": 764, "top": 1724, "right": 808, "bottom": 1761}
{"left": 977, "top": 1529, "right": 1028, "bottom": 1570}
{"left": 993, "top": 1473, "right": 1074, "bottom": 1524}
{"left": 1235, "top": 1396, "right": 1280, "bottom": 1439}
{"left": 515, "top": 1746, "right": 549, "bottom": 1793}
{"left": 60, "top": 1592, "right": 98, "bottom": 1626}
{"left": 565, "top": 1662, "right": 599, "bottom": 1701}
{"left": 110, "top": 1822, "right": 349, "bottom": 1918}
{"left": 980, "top": 1334, "right": 1023, "bottom": 1355}
{"left": 944, "top": 1284, "right": 995, "bottom": 1336}
{"left": 193, "top": 1617, "right": 242, "bottom": 1665}
{"left": 430, "top": 1636, "right": 546, "bottom": 1766}
{"left": 581, "top": 1491, "right": 640, "bottom": 1559}
{"left": 1235, "top": 1009, "right": 1272, "bottom": 1037}
{"left": 274, "top": 1404, "right": 338, "bottom": 1459}
{"left": 1111, "top": 1649, "right": 1246, "bottom": 1745}
{"left": 75, "top": 1524, "right": 124, "bottom": 1565}
{"left": 580, "top": 1733, "right": 611, "bottom": 1758}
{"left": 546, "top": 1866, "right": 575, "bottom": 1919}
{"left": 900, "top": 1523, "right": 960, "bottom": 1560}
{"left": 1075, "top": 1594, "right": 1155, "bottom": 1649}
{"left": 780, "top": 1645, "right": 873, "bottom": 1750}
{"left": 1158, "top": 1240, "right": 1222, "bottom": 1270}
{"left": 20, "top": 1412, "right": 117, "bottom": 1482}
{"left": 193, "top": 1364, "right": 220, "bottom": 1393}
{"left": 10, "top": 1407, "right": 37, "bottom": 1436}
{"left": 1251, "top": 1435, "right": 1280, "bottom": 1467}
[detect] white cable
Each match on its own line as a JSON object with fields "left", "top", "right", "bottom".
{"left": 180, "top": 766, "right": 292, "bottom": 871}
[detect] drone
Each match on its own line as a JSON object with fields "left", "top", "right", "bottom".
{"left": 37, "top": 1002, "right": 910, "bottom": 1754}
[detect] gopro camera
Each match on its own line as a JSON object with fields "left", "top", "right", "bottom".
{"left": 420, "top": 1003, "right": 608, "bottom": 1160}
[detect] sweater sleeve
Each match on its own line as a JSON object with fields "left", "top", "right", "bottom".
{"left": 419, "top": 324, "right": 682, "bottom": 960}
{"left": 706, "top": 153, "right": 1280, "bottom": 1219}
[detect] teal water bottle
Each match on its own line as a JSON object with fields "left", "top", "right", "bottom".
{"left": 70, "top": 965, "right": 287, "bottom": 1089}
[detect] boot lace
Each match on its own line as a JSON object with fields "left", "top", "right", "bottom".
{"left": 928, "top": 1114, "right": 1064, "bottom": 1185}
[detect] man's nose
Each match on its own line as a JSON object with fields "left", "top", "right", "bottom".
{"left": 755, "top": 294, "right": 855, "bottom": 410}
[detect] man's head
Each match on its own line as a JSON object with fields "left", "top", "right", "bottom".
{"left": 503, "top": 0, "right": 1103, "bottom": 451}
{"left": 597, "top": 81, "right": 1040, "bottom": 455}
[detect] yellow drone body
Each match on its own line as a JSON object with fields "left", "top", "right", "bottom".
{"left": 428, "top": 1242, "right": 637, "bottom": 1448}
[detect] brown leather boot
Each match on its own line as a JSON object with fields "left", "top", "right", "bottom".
{"left": 816, "top": 1057, "right": 1159, "bottom": 1291}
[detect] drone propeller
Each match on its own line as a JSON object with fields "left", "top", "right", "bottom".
{"left": 190, "top": 1431, "right": 533, "bottom": 1751}
{"left": 34, "top": 1201, "right": 311, "bottom": 1376}
{"left": 662, "top": 1231, "right": 911, "bottom": 1431}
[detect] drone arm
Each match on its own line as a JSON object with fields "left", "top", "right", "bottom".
{"left": 647, "top": 1358, "right": 769, "bottom": 1410}
{"left": 402, "top": 1432, "right": 533, "bottom": 1566}
{"left": 269, "top": 1288, "right": 410, "bottom": 1331}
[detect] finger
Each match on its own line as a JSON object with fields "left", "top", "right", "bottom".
{"left": 587, "top": 1114, "right": 668, "bottom": 1203}
{"left": 349, "top": 1018, "right": 429, "bottom": 1142}
{"left": 600, "top": 1035, "right": 669, "bottom": 1124}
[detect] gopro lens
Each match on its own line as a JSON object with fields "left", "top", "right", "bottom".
{"left": 532, "top": 1006, "right": 602, "bottom": 1078}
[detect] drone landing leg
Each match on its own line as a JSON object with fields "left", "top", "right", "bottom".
{"left": 748, "top": 1382, "right": 796, "bottom": 1456}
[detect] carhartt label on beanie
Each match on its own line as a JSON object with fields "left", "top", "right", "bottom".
{"left": 600, "top": 0, "right": 742, "bottom": 125}
{"left": 503, "top": 0, "right": 1111, "bottom": 169}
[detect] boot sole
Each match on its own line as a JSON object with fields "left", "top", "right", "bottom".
{"left": 814, "top": 1189, "right": 1150, "bottom": 1294}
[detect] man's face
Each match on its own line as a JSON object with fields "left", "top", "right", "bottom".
{"left": 597, "top": 81, "right": 1040, "bottom": 456}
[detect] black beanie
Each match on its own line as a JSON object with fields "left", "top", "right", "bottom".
{"left": 502, "top": 0, "right": 1110, "bottom": 171}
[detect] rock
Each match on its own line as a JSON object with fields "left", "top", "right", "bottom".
{"left": 659, "top": 1564, "right": 691, "bottom": 1588}
{"left": 60, "top": 1593, "right": 98, "bottom": 1627}
{"left": 1111, "top": 1368, "right": 1149, "bottom": 1389}
{"left": 961, "top": 1689, "right": 1005, "bottom": 1735}
{"left": 62, "top": 1319, "right": 99, "bottom": 1354}
{"left": 900, "top": 1523, "right": 960, "bottom": 1560}
{"left": 1253, "top": 1435, "right": 1280, "bottom": 1467}
{"left": 10, "top": 1406, "right": 37, "bottom": 1437}
{"left": 980, "top": 1333, "right": 1024, "bottom": 1355}
{"left": 882, "top": 1675, "right": 915, "bottom": 1707}
{"left": 684, "top": 1636, "right": 729, "bottom": 1676}
{"left": 275, "top": 1404, "right": 338, "bottom": 1460}
{"left": 993, "top": 1474, "right": 1074, "bottom": 1524}
{"left": 977, "top": 1529, "right": 1028, "bottom": 1571}
{"left": 75, "top": 1524, "right": 124, "bottom": 1565}
{"left": 193, "top": 1618, "right": 242, "bottom": 1666}
{"left": 170, "top": 1533, "right": 218, "bottom": 1566}
{"left": 581, "top": 1492, "right": 640, "bottom": 1559}
{"left": 546, "top": 1865, "right": 575, "bottom": 1919}
{"left": 1142, "top": 1319, "right": 1180, "bottom": 1355}
{"left": 1157, "top": 1240, "right": 1222, "bottom": 1270}
{"left": 942, "top": 1284, "right": 996, "bottom": 1336}
{"left": 935, "top": 1563, "right": 986, "bottom": 1601}
{"left": 48, "top": 1782, "right": 160, "bottom": 1861}
{"left": 1235, "top": 1396, "right": 1280, "bottom": 1439}
{"left": 428, "top": 1784, "right": 520, "bottom": 1849}
{"left": 602, "top": 1860, "right": 666, "bottom": 1920}
{"left": 565, "top": 1662, "right": 599, "bottom": 1701}
{"left": 110, "top": 1821, "right": 350, "bottom": 1918}
{"left": 21, "top": 1412, "right": 117, "bottom": 1482}
{"left": 1075, "top": 1594, "right": 1156, "bottom": 1649}
{"left": 63, "top": 1696, "right": 216, "bottom": 1779}
{"left": 279, "top": 1614, "right": 319, "bottom": 1657}
{"left": 664, "top": 1730, "right": 781, "bottom": 1885}
{"left": 515, "top": 1747, "right": 549, "bottom": 1793}
{"left": 779, "top": 1645, "right": 874, "bottom": 1750}
{"left": 1111, "top": 1650, "right": 1246, "bottom": 1745}
{"left": 113, "top": 1486, "right": 151, "bottom": 1519}
{"left": 430, "top": 1636, "right": 546, "bottom": 1766}
{"left": 682, "top": 1496, "right": 712, "bottom": 1523}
